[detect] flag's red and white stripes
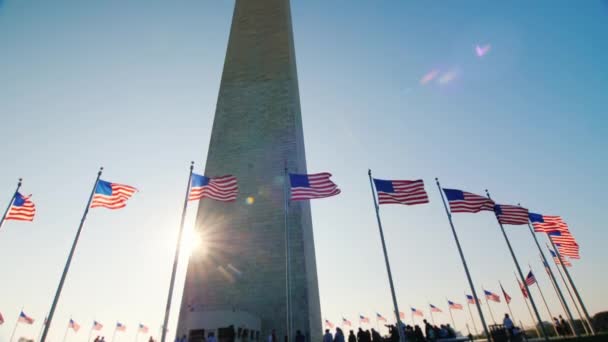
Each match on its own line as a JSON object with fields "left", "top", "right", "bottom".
{"left": 448, "top": 301, "right": 463, "bottom": 310}
{"left": 445, "top": 190, "right": 495, "bottom": 213}
{"left": 495, "top": 205, "right": 529, "bottom": 225}
{"left": 138, "top": 323, "right": 149, "bottom": 333}
{"left": 69, "top": 319, "right": 80, "bottom": 332}
{"left": 290, "top": 173, "right": 340, "bottom": 201}
{"left": 91, "top": 182, "right": 137, "bottom": 209}
{"left": 5, "top": 193, "right": 36, "bottom": 221}
{"left": 556, "top": 244, "right": 580, "bottom": 259}
{"left": 429, "top": 304, "right": 442, "bottom": 313}
{"left": 531, "top": 215, "right": 567, "bottom": 233}
{"left": 525, "top": 272, "right": 537, "bottom": 286}
{"left": 93, "top": 321, "right": 103, "bottom": 331}
{"left": 375, "top": 179, "right": 429, "bottom": 205}
{"left": 189, "top": 175, "right": 238, "bottom": 202}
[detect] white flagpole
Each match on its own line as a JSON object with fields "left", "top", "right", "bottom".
{"left": 435, "top": 179, "right": 490, "bottom": 341}
{"left": 40, "top": 167, "right": 103, "bottom": 342}
{"left": 465, "top": 300, "right": 479, "bottom": 336}
{"left": 516, "top": 272, "right": 540, "bottom": 339}
{"left": 9, "top": 316, "right": 20, "bottom": 342}
{"left": 485, "top": 190, "right": 548, "bottom": 341}
{"left": 111, "top": 325, "right": 118, "bottom": 342}
{"left": 529, "top": 265, "right": 559, "bottom": 336}
{"left": 134, "top": 329, "right": 140, "bottom": 342}
{"left": 62, "top": 320, "right": 70, "bottom": 342}
{"left": 367, "top": 170, "right": 405, "bottom": 342}
{"left": 283, "top": 166, "right": 292, "bottom": 342}
{"left": 87, "top": 325, "right": 94, "bottom": 342}
{"left": 0, "top": 178, "right": 21, "bottom": 232}
{"left": 482, "top": 288, "right": 496, "bottom": 325}
{"left": 161, "top": 162, "right": 194, "bottom": 342}
{"left": 36, "top": 317, "right": 46, "bottom": 342}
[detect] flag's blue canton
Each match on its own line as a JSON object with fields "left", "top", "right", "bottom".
{"left": 289, "top": 174, "right": 310, "bottom": 188}
{"left": 191, "top": 174, "right": 210, "bottom": 187}
{"left": 444, "top": 189, "right": 465, "bottom": 200}
{"left": 95, "top": 180, "right": 113, "bottom": 195}
{"left": 374, "top": 179, "right": 395, "bottom": 192}
{"left": 528, "top": 213, "right": 544, "bottom": 223}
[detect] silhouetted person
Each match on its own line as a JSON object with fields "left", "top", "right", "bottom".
{"left": 208, "top": 332, "right": 217, "bottom": 342}
{"left": 414, "top": 325, "right": 425, "bottom": 342}
{"left": 423, "top": 320, "right": 434, "bottom": 341}
{"left": 371, "top": 329, "right": 382, "bottom": 342}
{"left": 559, "top": 315, "right": 570, "bottom": 335}
{"left": 334, "top": 328, "right": 345, "bottom": 342}
{"left": 348, "top": 330, "right": 356, "bottom": 342}
{"left": 268, "top": 329, "right": 278, "bottom": 342}
{"left": 323, "top": 329, "right": 333, "bottom": 342}
{"left": 504, "top": 313, "right": 514, "bottom": 337}
{"left": 357, "top": 328, "right": 365, "bottom": 342}
{"left": 295, "top": 330, "right": 305, "bottom": 342}
{"left": 149, "top": 337, "right": 155, "bottom": 342}
{"left": 446, "top": 324, "right": 456, "bottom": 338}
{"left": 364, "top": 330, "right": 372, "bottom": 342}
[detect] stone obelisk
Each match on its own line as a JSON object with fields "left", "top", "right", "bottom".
{"left": 176, "top": 1, "right": 321, "bottom": 341}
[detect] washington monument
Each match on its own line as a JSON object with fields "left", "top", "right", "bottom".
{"left": 176, "top": 0, "right": 322, "bottom": 341}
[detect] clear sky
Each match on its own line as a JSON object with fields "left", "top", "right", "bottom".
{"left": 1, "top": 0, "right": 607, "bottom": 341}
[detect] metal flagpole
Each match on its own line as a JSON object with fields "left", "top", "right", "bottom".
{"left": 367, "top": 170, "right": 405, "bottom": 342}
{"left": 541, "top": 256, "right": 576, "bottom": 335}
{"left": 548, "top": 238, "right": 596, "bottom": 335}
{"left": 548, "top": 244, "right": 590, "bottom": 335}
{"left": 87, "top": 325, "right": 94, "bottom": 342}
{"left": 529, "top": 268, "right": 559, "bottom": 337}
{"left": 485, "top": 190, "right": 549, "bottom": 341}
{"left": 62, "top": 319, "right": 70, "bottom": 342}
{"left": 161, "top": 162, "right": 194, "bottom": 342}
{"left": 435, "top": 179, "right": 490, "bottom": 341}
{"left": 466, "top": 301, "right": 479, "bottom": 336}
{"left": 111, "top": 325, "right": 118, "bottom": 342}
{"left": 0, "top": 178, "right": 22, "bottom": 231}
{"left": 134, "top": 329, "right": 140, "bottom": 342}
{"left": 429, "top": 304, "right": 435, "bottom": 326}
{"left": 283, "top": 166, "right": 292, "bottom": 342}
{"left": 9, "top": 313, "right": 20, "bottom": 342}
{"left": 523, "top": 213, "right": 578, "bottom": 337}
{"left": 446, "top": 298, "right": 456, "bottom": 329}
{"left": 516, "top": 272, "right": 540, "bottom": 339}
{"left": 482, "top": 289, "right": 496, "bottom": 325}
{"left": 499, "top": 282, "right": 516, "bottom": 324}
{"left": 36, "top": 317, "right": 46, "bottom": 342}
{"left": 40, "top": 167, "right": 103, "bottom": 342}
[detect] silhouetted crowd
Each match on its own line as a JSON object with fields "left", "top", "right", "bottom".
{"left": 322, "top": 319, "right": 459, "bottom": 342}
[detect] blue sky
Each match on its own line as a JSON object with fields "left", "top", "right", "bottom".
{"left": 1, "top": 0, "right": 607, "bottom": 340}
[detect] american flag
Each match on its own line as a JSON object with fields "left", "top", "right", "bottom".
{"left": 528, "top": 213, "right": 566, "bottom": 233}
{"left": 359, "top": 315, "right": 370, "bottom": 324}
{"left": 342, "top": 318, "right": 352, "bottom": 327}
{"left": 376, "top": 313, "right": 387, "bottom": 322}
{"left": 373, "top": 178, "right": 429, "bottom": 205}
{"left": 484, "top": 290, "right": 500, "bottom": 303}
{"left": 494, "top": 204, "right": 529, "bottom": 225}
{"left": 517, "top": 278, "right": 529, "bottom": 299}
{"left": 5, "top": 192, "right": 36, "bottom": 221}
{"left": 289, "top": 172, "right": 340, "bottom": 200}
{"left": 69, "top": 319, "right": 80, "bottom": 332}
{"left": 93, "top": 320, "right": 103, "bottom": 331}
{"left": 325, "top": 320, "right": 334, "bottom": 329}
{"left": 500, "top": 285, "right": 512, "bottom": 304}
{"left": 116, "top": 322, "right": 127, "bottom": 332}
{"left": 525, "top": 271, "right": 537, "bottom": 286}
{"left": 548, "top": 231, "right": 578, "bottom": 247}
{"left": 411, "top": 308, "right": 423, "bottom": 317}
{"left": 555, "top": 243, "right": 580, "bottom": 259}
{"left": 189, "top": 174, "right": 238, "bottom": 202}
{"left": 549, "top": 249, "right": 572, "bottom": 267}
{"left": 429, "top": 304, "right": 442, "bottom": 313}
{"left": 18, "top": 311, "right": 34, "bottom": 324}
{"left": 138, "top": 323, "right": 149, "bottom": 333}
{"left": 448, "top": 300, "right": 463, "bottom": 310}
{"left": 442, "top": 189, "right": 495, "bottom": 213}
{"left": 91, "top": 180, "right": 137, "bottom": 209}
{"left": 465, "top": 295, "right": 479, "bottom": 304}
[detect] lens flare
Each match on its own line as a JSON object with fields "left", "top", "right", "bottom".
{"left": 246, "top": 196, "right": 255, "bottom": 205}
{"left": 420, "top": 69, "right": 440, "bottom": 85}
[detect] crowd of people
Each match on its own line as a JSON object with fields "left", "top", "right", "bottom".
{"left": 553, "top": 315, "right": 573, "bottom": 337}
{"left": 321, "top": 320, "right": 460, "bottom": 342}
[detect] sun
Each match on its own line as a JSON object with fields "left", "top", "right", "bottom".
{"left": 179, "top": 226, "right": 206, "bottom": 257}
